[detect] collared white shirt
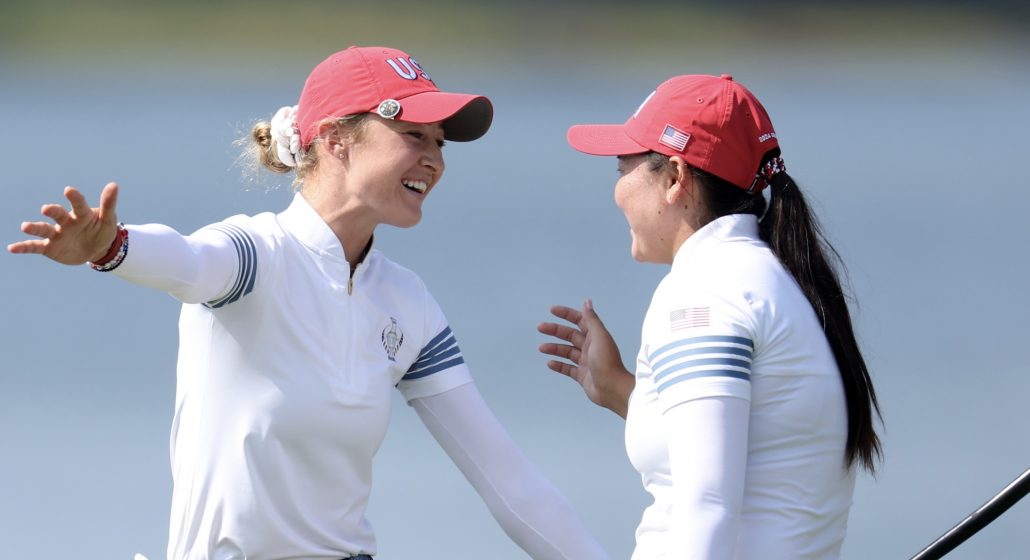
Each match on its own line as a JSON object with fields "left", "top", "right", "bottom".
{"left": 118, "top": 194, "right": 471, "bottom": 559}
{"left": 625, "top": 214, "right": 855, "bottom": 559}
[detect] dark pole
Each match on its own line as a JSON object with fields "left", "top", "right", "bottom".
{"left": 909, "top": 467, "right": 1030, "bottom": 560}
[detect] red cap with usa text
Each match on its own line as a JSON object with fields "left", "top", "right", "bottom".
{"left": 567, "top": 74, "right": 779, "bottom": 191}
{"left": 295, "top": 46, "right": 493, "bottom": 148}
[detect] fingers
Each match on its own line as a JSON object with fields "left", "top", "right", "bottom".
{"left": 581, "top": 298, "right": 605, "bottom": 329}
{"left": 546, "top": 359, "right": 579, "bottom": 379}
{"left": 41, "top": 203, "right": 72, "bottom": 227}
{"left": 9, "top": 218, "right": 57, "bottom": 255}
{"left": 549, "top": 304, "right": 583, "bottom": 325}
{"left": 539, "top": 342, "right": 581, "bottom": 363}
{"left": 33, "top": 183, "right": 113, "bottom": 229}
{"left": 20, "top": 221, "right": 57, "bottom": 239}
{"left": 7, "top": 239, "right": 48, "bottom": 254}
{"left": 98, "top": 182, "right": 119, "bottom": 221}
{"left": 540, "top": 303, "right": 587, "bottom": 380}
{"left": 64, "top": 186, "right": 93, "bottom": 219}
{"left": 537, "top": 321, "right": 585, "bottom": 347}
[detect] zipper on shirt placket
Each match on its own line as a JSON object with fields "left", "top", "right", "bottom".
{"left": 347, "top": 237, "right": 373, "bottom": 296}
{"left": 348, "top": 260, "right": 367, "bottom": 295}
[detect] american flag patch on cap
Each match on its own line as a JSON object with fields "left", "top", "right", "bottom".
{"left": 659, "top": 124, "right": 690, "bottom": 152}
{"left": 670, "top": 307, "right": 709, "bottom": 330}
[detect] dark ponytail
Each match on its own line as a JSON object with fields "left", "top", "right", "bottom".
{"left": 655, "top": 150, "right": 883, "bottom": 472}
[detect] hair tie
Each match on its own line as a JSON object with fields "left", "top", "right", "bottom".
{"left": 747, "top": 156, "right": 786, "bottom": 193}
{"left": 270, "top": 105, "right": 302, "bottom": 168}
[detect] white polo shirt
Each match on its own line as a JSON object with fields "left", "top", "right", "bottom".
{"left": 116, "top": 194, "right": 472, "bottom": 560}
{"left": 624, "top": 214, "right": 855, "bottom": 560}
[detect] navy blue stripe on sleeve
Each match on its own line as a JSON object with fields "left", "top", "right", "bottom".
{"left": 203, "top": 224, "right": 257, "bottom": 309}
{"left": 648, "top": 335, "right": 753, "bottom": 362}
{"left": 648, "top": 335, "right": 753, "bottom": 394}
{"left": 420, "top": 326, "right": 454, "bottom": 356}
{"left": 650, "top": 344, "right": 752, "bottom": 372}
{"left": 653, "top": 357, "right": 753, "bottom": 384}
{"left": 403, "top": 326, "right": 465, "bottom": 381}
{"left": 657, "top": 369, "right": 752, "bottom": 393}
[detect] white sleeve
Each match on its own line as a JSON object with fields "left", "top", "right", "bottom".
{"left": 411, "top": 383, "right": 610, "bottom": 560}
{"left": 644, "top": 282, "right": 756, "bottom": 557}
{"left": 663, "top": 395, "right": 750, "bottom": 559}
{"left": 111, "top": 222, "right": 255, "bottom": 306}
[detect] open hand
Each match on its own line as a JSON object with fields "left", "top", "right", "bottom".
{"left": 538, "top": 299, "right": 634, "bottom": 417}
{"left": 8, "top": 183, "right": 120, "bottom": 265}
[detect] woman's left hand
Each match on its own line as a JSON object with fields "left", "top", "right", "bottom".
{"left": 538, "top": 299, "right": 635, "bottom": 418}
{"left": 8, "top": 183, "right": 120, "bottom": 265}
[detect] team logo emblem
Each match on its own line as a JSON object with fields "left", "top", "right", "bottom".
{"left": 381, "top": 317, "right": 404, "bottom": 361}
{"left": 385, "top": 57, "right": 432, "bottom": 82}
{"left": 377, "top": 99, "right": 401, "bottom": 119}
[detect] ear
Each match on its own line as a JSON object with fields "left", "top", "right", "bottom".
{"left": 665, "top": 156, "right": 694, "bottom": 206}
{"left": 318, "top": 122, "right": 348, "bottom": 162}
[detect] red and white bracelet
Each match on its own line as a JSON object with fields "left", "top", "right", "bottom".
{"left": 89, "top": 223, "right": 129, "bottom": 272}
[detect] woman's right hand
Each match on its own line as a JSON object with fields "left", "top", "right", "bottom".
{"left": 8, "top": 183, "right": 120, "bottom": 265}
{"left": 538, "top": 299, "right": 635, "bottom": 418}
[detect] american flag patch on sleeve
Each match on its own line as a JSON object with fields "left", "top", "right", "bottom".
{"left": 658, "top": 124, "right": 690, "bottom": 152}
{"left": 670, "top": 307, "right": 709, "bottom": 330}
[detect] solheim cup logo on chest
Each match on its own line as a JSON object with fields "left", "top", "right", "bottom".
{"left": 381, "top": 317, "right": 404, "bottom": 362}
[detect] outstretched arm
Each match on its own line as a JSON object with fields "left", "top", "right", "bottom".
{"left": 411, "top": 383, "right": 610, "bottom": 560}
{"left": 9, "top": 183, "right": 244, "bottom": 304}
{"left": 538, "top": 300, "right": 635, "bottom": 418}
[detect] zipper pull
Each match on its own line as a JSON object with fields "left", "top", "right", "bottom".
{"left": 348, "top": 276, "right": 354, "bottom": 295}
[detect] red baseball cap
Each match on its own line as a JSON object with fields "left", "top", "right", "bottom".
{"left": 567, "top": 74, "right": 779, "bottom": 190}
{"left": 295, "top": 46, "right": 493, "bottom": 148}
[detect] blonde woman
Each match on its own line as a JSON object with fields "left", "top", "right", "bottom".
{"left": 9, "top": 46, "right": 608, "bottom": 560}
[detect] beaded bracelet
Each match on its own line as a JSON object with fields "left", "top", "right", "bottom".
{"left": 89, "top": 223, "right": 129, "bottom": 272}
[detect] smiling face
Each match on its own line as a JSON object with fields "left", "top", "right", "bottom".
{"left": 614, "top": 153, "right": 682, "bottom": 264}
{"left": 342, "top": 115, "right": 446, "bottom": 229}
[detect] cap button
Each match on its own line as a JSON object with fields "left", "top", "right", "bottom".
{"left": 377, "top": 99, "right": 401, "bottom": 119}
{"left": 720, "top": 74, "right": 733, "bottom": 81}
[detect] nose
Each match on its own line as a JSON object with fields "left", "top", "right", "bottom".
{"left": 421, "top": 142, "right": 444, "bottom": 178}
{"left": 613, "top": 178, "right": 625, "bottom": 209}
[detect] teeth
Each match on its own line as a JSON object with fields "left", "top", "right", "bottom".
{"left": 402, "top": 179, "right": 427, "bottom": 193}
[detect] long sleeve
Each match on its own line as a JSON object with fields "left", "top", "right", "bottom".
{"left": 411, "top": 383, "right": 610, "bottom": 560}
{"left": 663, "top": 395, "right": 750, "bottom": 559}
{"left": 112, "top": 223, "right": 247, "bottom": 305}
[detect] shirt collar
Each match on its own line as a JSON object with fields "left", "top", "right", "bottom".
{"left": 277, "top": 192, "right": 374, "bottom": 264}
{"left": 671, "top": 213, "right": 761, "bottom": 272}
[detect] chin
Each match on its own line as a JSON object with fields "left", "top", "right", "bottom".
{"left": 393, "top": 213, "right": 423, "bottom": 229}
{"left": 630, "top": 245, "right": 663, "bottom": 264}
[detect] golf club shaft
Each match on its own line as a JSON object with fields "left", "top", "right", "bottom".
{"left": 910, "top": 467, "right": 1030, "bottom": 560}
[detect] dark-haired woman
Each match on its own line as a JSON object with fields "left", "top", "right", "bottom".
{"left": 539, "top": 74, "right": 881, "bottom": 560}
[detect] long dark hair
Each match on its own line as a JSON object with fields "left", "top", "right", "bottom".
{"left": 648, "top": 150, "right": 883, "bottom": 472}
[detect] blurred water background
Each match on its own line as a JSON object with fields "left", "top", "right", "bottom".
{"left": 1, "top": 1, "right": 1028, "bottom": 558}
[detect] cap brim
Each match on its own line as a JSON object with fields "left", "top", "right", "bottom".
{"left": 396, "top": 92, "right": 493, "bottom": 142}
{"left": 567, "top": 124, "right": 649, "bottom": 156}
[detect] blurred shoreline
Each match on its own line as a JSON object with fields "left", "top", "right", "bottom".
{"left": 2, "top": 0, "right": 1028, "bottom": 77}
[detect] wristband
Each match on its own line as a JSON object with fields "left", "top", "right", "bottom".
{"left": 89, "top": 223, "right": 129, "bottom": 272}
